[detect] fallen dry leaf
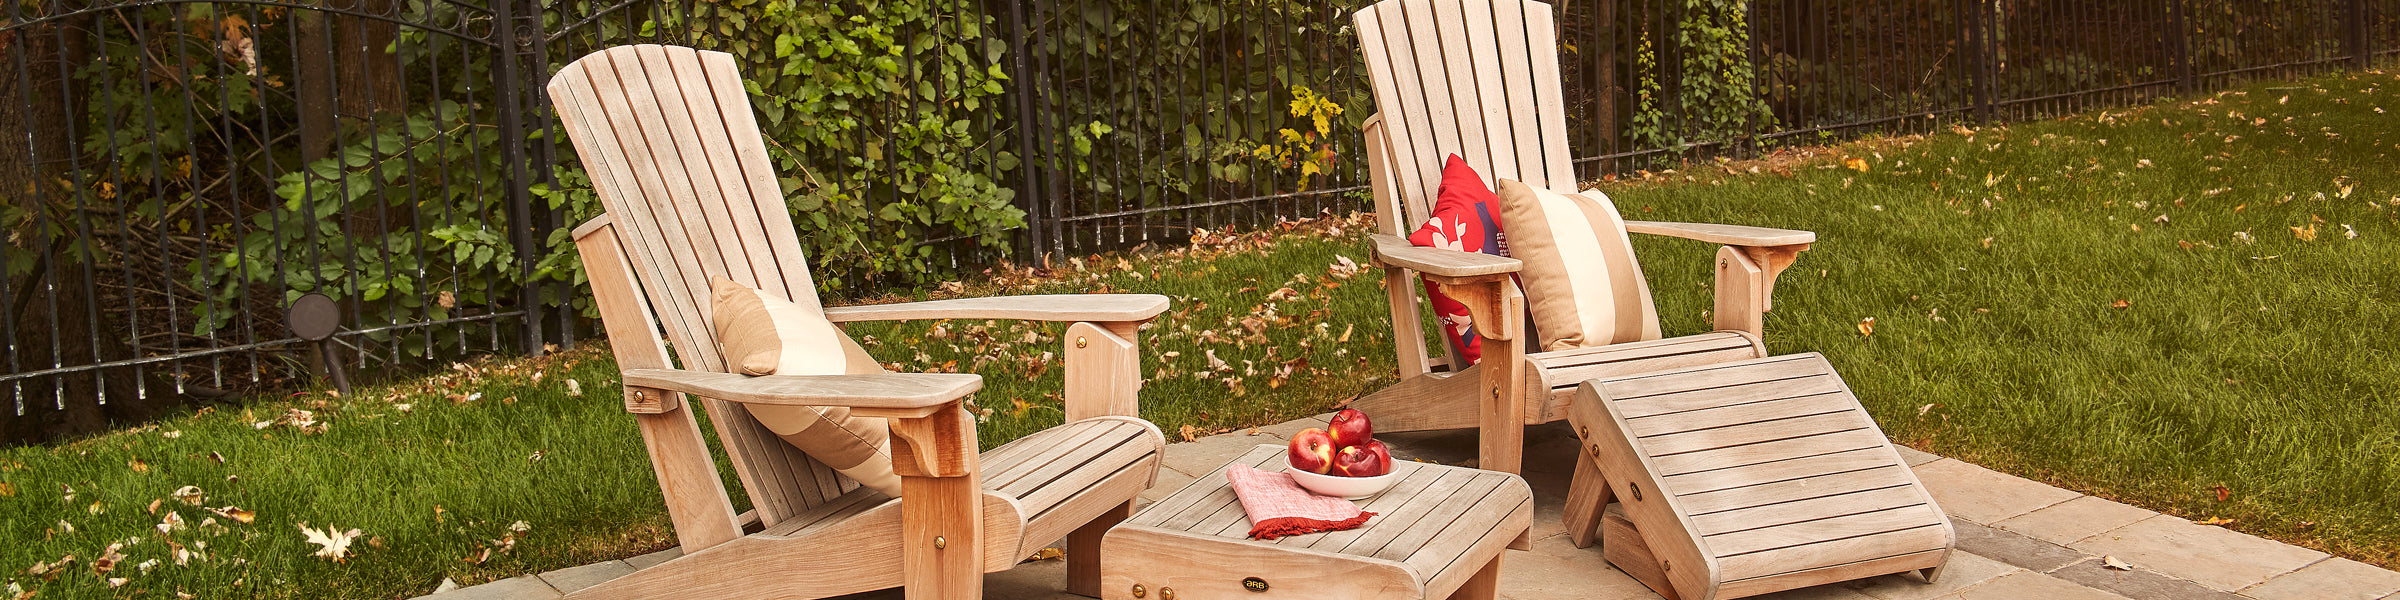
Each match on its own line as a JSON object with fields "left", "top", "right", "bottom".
{"left": 2291, "top": 223, "right": 2318, "bottom": 241}
{"left": 1178, "top": 424, "right": 1199, "bottom": 442}
{"left": 1856, "top": 317, "right": 1876, "bottom": 337}
{"left": 1025, "top": 547, "right": 1065, "bottom": 561}
{"left": 208, "top": 506, "right": 256, "bottom": 524}
{"left": 2101, "top": 555, "right": 2135, "bottom": 571}
{"left": 172, "top": 486, "right": 205, "bottom": 505}
{"left": 2195, "top": 517, "right": 2236, "bottom": 526}
{"left": 1843, "top": 157, "right": 1869, "bottom": 172}
{"left": 2213, "top": 484, "right": 2231, "bottom": 502}
{"left": 2111, "top": 300, "right": 2131, "bottom": 309}
{"left": 299, "top": 523, "right": 364, "bottom": 562}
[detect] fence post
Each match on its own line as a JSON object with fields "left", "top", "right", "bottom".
{"left": 1955, "top": 0, "right": 1991, "bottom": 123}
{"left": 1000, "top": 0, "right": 1048, "bottom": 262}
{"left": 490, "top": 0, "right": 545, "bottom": 356}
{"left": 2348, "top": 0, "right": 2372, "bottom": 71}
{"left": 2171, "top": 0, "right": 2195, "bottom": 93}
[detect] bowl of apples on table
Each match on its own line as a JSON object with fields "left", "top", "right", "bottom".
{"left": 1286, "top": 409, "right": 1399, "bottom": 499}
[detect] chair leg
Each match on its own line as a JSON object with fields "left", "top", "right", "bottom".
{"left": 1445, "top": 553, "right": 1504, "bottom": 600}
{"left": 1066, "top": 501, "right": 1132, "bottom": 598}
{"left": 1562, "top": 448, "right": 1614, "bottom": 549}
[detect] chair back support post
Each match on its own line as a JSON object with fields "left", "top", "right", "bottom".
{"left": 1365, "top": 116, "right": 1438, "bottom": 380}
{"left": 573, "top": 219, "right": 744, "bottom": 551}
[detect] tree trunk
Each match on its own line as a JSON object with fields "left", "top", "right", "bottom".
{"left": 0, "top": 11, "right": 182, "bottom": 445}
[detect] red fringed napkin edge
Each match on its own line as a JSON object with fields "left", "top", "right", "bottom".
{"left": 1249, "top": 512, "right": 1377, "bottom": 540}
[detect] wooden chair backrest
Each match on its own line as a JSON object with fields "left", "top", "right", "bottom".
{"left": 547, "top": 45, "right": 856, "bottom": 526}
{"left": 1355, "top": 0, "right": 1578, "bottom": 235}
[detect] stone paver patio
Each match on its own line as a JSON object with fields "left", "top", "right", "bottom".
{"left": 417, "top": 415, "right": 2400, "bottom": 600}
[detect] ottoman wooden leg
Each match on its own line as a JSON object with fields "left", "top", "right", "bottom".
{"left": 1562, "top": 449, "right": 1614, "bottom": 549}
{"left": 1067, "top": 501, "right": 1132, "bottom": 597}
{"left": 1447, "top": 553, "right": 1504, "bottom": 600}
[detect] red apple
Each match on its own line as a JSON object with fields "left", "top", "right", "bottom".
{"left": 1327, "top": 408, "right": 1374, "bottom": 449}
{"left": 1288, "top": 428, "right": 1338, "bottom": 474}
{"left": 1333, "top": 444, "right": 1388, "bottom": 477}
{"left": 1361, "top": 439, "right": 1392, "bottom": 472}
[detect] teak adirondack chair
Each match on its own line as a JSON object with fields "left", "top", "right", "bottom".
{"left": 548, "top": 45, "right": 1169, "bottom": 600}
{"left": 1347, "top": 0, "right": 1818, "bottom": 475}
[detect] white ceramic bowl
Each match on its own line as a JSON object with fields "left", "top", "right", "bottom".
{"left": 1286, "top": 460, "right": 1401, "bottom": 499}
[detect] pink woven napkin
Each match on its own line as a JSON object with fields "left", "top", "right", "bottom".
{"left": 1226, "top": 464, "right": 1376, "bottom": 540}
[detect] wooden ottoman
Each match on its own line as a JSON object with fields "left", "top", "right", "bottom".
{"left": 1563, "top": 353, "right": 1954, "bottom": 600}
{"left": 1102, "top": 445, "right": 1531, "bottom": 600}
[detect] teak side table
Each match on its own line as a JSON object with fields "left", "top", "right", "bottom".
{"left": 1101, "top": 445, "right": 1532, "bottom": 600}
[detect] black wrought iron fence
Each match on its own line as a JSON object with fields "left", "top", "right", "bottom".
{"left": 2, "top": 0, "right": 2393, "bottom": 443}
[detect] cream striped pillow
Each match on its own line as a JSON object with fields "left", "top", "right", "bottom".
{"left": 710, "top": 277, "right": 903, "bottom": 497}
{"left": 1493, "top": 179, "right": 1662, "bottom": 352}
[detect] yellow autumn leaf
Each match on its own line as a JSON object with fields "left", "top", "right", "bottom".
{"left": 2291, "top": 224, "right": 2318, "bottom": 241}
{"left": 1856, "top": 317, "right": 1876, "bottom": 337}
{"left": 1843, "top": 157, "right": 1869, "bottom": 172}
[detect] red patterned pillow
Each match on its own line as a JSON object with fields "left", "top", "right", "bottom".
{"left": 1406, "top": 155, "right": 1508, "bottom": 364}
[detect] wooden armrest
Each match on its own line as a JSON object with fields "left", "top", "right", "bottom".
{"left": 1623, "top": 221, "right": 1815, "bottom": 247}
{"left": 823, "top": 294, "right": 1169, "bottom": 324}
{"left": 622, "top": 369, "right": 983, "bottom": 418}
{"left": 1369, "top": 234, "right": 1522, "bottom": 278}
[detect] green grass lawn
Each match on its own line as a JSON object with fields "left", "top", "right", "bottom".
{"left": 4, "top": 68, "right": 2396, "bottom": 599}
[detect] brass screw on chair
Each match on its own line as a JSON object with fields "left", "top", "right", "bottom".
{"left": 1490, "top": 388, "right": 1501, "bottom": 399}
{"left": 1580, "top": 426, "right": 1590, "bottom": 439}
{"left": 1160, "top": 587, "right": 1176, "bottom": 600}
{"left": 1077, "top": 336, "right": 1089, "bottom": 348}
{"left": 1131, "top": 584, "right": 1147, "bottom": 598}
{"left": 1630, "top": 482, "right": 1644, "bottom": 501}
{"left": 933, "top": 536, "right": 947, "bottom": 550}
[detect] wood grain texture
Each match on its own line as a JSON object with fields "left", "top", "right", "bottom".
{"left": 1572, "top": 380, "right": 1721, "bottom": 599}
{"left": 1713, "top": 549, "right": 1947, "bottom": 599}
{"left": 1369, "top": 234, "right": 1525, "bottom": 277}
{"left": 1713, "top": 246, "right": 1767, "bottom": 337}
{"left": 1063, "top": 322, "right": 1141, "bottom": 420}
{"left": 1068, "top": 501, "right": 1132, "bottom": 597}
{"left": 1674, "top": 466, "right": 1918, "bottom": 517}
{"left": 622, "top": 369, "right": 982, "bottom": 414}
{"left": 1446, "top": 555, "right": 1502, "bottom": 600}
{"left": 1713, "top": 526, "right": 1950, "bottom": 584}
{"left": 1472, "top": 282, "right": 1526, "bottom": 474}
{"left": 566, "top": 489, "right": 1024, "bottom": 600}
{"left": 1106, "top": 444, "right": 1531, "bottom": 600}
{"left": 1561, "top": 445, "right": 1612, "bottom": 548}
{"left": 902, "top": 474, "right": 984, "bottom": 600}
{"left": 1101, "top": 527, "right": 1423, "bottom": 599}
{"left": 1603, "top": 506, "right": 1685, "bottom": 600}
{"left": 574, "top": 223, "right": 743, "bottom": 552}
{"left": 823, "top": 294, "right": 1169, "bottom": 324}
{"left": 1623, "top": 221, "right": 1817, "bottom": 247}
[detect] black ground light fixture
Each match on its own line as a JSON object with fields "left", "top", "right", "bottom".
{"left": 286, "top": 293, "right": 352, "bottom": 398}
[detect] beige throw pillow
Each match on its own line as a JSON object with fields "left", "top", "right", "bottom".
{"left": 1493, "top": 179, "right": 1662, "bottom": 352}
{"left": 710, "top": 277, "right": 903, "bottom": 496}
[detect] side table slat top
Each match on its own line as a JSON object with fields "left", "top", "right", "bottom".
{"left": 1104, "top": 444, "right": 1533, "bottom": 600}
{"left": 1131, "top": 445, "right": 1533, "bottom": 557}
